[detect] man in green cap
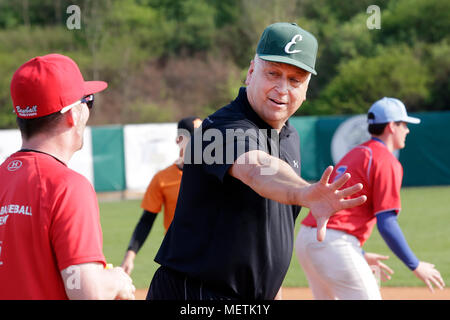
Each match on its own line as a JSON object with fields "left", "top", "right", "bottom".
{"left": 146, "top": 22, "right": 367, "bottom": 300}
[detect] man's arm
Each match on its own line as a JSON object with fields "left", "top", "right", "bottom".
{"left": 121, "top": 210, "right": 157, "bottom": 274}
{"left": 229, "top": 150, "right": 366, "bottom": 241}
{"left": 61, "top": 262, "right": 135, "bottom": 300}
{"left": 376, "top": 211, "right": 445, "bottom": 292}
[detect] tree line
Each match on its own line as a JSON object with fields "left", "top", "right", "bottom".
{"left": 0, "top": 0, "right": 448, "bottom": 128}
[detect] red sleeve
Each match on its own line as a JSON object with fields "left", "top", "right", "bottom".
{"left": 371, "top": 156, "right": 403, "bottom": 215}
{"left": 49, "top": 173, "right": 106, "bottom": 271}
{"left": 141, "top": 172, "right": 163, "bottom": 213}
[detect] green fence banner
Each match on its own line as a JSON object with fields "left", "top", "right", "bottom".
{"left": 399, "top": 112, "right": 450, "bottom": 186}
{"left": 291, "top": 111, "right": 450, "bottom": 186}
{"left": 289, "top": 116, "right": 320, "bottom": 181}
{"left": 91, "top": 125, "right": 126, "bottom": 192}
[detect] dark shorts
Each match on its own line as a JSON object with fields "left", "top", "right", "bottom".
{"left": 146, "top": 266, "right": 236, "bottom": 300}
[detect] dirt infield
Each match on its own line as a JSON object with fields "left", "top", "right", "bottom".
{"left": 135, "top": 287, "right": 450, "bottom": 300}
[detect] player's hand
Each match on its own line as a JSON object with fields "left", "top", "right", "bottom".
{"left": 413, "top": 261, "right": 445, "bottom": 293}
{"left": 112, "top": 267, "right": 136, "bottom": 300}
{"left": 302, "top": 166, "right": 367, "bottom": 242}
{"left": 364, "top": 252, "right": 394, "bottom": 282}
{"left": 120, "top": 250, "right": 136, "bottom": 275}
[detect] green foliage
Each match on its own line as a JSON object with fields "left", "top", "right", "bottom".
{"left": 209, "top": 0, "right": 240, "bottom": 28}
{"left": 0, "top": 24, "right": 80, "bottom": 128}
{"left": 381, "top": 0, "right": 450, "bottom": 45}
{"left": 0, "top": 0, "right": 448, "bottom": 129}
{"left": 302, "top": 45, "right": 432, "bottom": 115}
{"left": 425, "top": 40, "right": 450, "bottom": 110}
{"left": 129, "top": 100, "right": 175, "bottom": 123}
{"left": 0, "top": 0, "right": 74, "bottom": 28}
{"left": 296, "top": 0, "right": 392, "bottom": 23}
{"left": 0, "top": 51, "right": 19, "bottom": 128}
{"left": 147, "top": 0, "right": 217, "bottom": 55}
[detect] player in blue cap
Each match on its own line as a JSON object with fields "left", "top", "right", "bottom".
{"left": 297, "top": 97, "right": 445, "bottom": 299}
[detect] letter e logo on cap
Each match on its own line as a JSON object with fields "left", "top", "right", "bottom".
{"left": 284, "top": 34, "right": 303, "bottom": 54}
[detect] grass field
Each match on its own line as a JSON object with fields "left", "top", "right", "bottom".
{"left": 99, "top": 185, "right": 450, "bottom": 290}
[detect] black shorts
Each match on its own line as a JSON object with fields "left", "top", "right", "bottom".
{"left": 146, "top": 266, "right": 236, "bottom": 300}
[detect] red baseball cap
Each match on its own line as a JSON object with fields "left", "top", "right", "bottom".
{"left": 10, "top": 53, "right": 107, "bottom": 119}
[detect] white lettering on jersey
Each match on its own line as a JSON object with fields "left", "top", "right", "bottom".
{"left": 0, "top": 215, "right": 8, "bottom": 226}
{"left": 0, "top": 204, "right": 32, "bottom": 219}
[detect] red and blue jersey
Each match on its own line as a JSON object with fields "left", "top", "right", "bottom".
{"left": 302, "top": 138, "right": 403, "bottom": 246}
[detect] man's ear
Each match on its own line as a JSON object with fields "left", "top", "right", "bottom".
{"left": 245, "top": 60, "right": 255, "bottom": 86}
{"left": 64, "top": 105, "right": 81, "bottom": 127}
{"left": 386, "top": 122, "right": 396, "bottom": 134}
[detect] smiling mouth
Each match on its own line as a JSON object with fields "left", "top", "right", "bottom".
{"left": 269, "top": 98, "right": 288, "bottom": 106}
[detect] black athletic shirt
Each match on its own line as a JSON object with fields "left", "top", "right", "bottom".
{"left": 154, "top": 87, "right": 302, "bottom": 299}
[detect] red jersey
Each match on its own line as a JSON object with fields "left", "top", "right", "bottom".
{"left": 0, "top": 151, "right": 106, "bottom": 299}
{"left": 141, "top": 163, "right": 182, "bottom": 232}
{"left": 302, "top": 139, "right": 403, "bottom": 246}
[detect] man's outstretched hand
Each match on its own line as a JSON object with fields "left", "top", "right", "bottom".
{"left": 301, "top": 166, "right": 367, "bottom": 241}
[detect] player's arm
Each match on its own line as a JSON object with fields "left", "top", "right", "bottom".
{"left": 229, "top": 150, "right": 366, "bottom": 241}
{"left": 61, "top": 262, "right": 135, "bottom": 300}
{"left": 376, "top": 210, "right": 445, "bottom": 291}
{"left": 376, "top": 210, "right": 419, "bottom": 269}
{"left": 121, "top": 210, "right": 157, "bottom": 274}
{"left": 127, "top": 210, "right": 157, "bottom": 253}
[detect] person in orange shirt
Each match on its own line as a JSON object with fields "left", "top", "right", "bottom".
{"left": 121, "top": 116, "right": 202, "bottom": 275}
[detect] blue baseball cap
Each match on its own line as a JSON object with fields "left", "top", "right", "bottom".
{"left": 368, "top": 97, "right": 420, "bottom": 124}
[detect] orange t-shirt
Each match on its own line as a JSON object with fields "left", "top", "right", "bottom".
{"left": 141, "top": 163, "right": 182, "bottom": 232}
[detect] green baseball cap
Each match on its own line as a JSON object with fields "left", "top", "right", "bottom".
{"left": 256, "top": 22, "right": 318, "bottom": 75}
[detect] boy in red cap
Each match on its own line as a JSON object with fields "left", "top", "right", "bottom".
{"left": 0, "top": 54, "right": 135, "bottom": 300}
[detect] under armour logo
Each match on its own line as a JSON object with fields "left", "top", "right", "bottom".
{"left": 7, "top": 160, "right": 22, "bottom": 172}
{"left": 293, "top": 160, "right": 299, "bottom": 168}
{"left": 284, "top": 34, "right": 302, "bottom": 54}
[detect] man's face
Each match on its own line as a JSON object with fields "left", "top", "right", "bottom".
{"left": 393, "top": 121, "right": 410, "bottom": 150}
{"left": 74, "top": 102, "right": 90, "bottom": 151}
{"left": 245, "top": 56, "right": 311, "bottom": 130}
